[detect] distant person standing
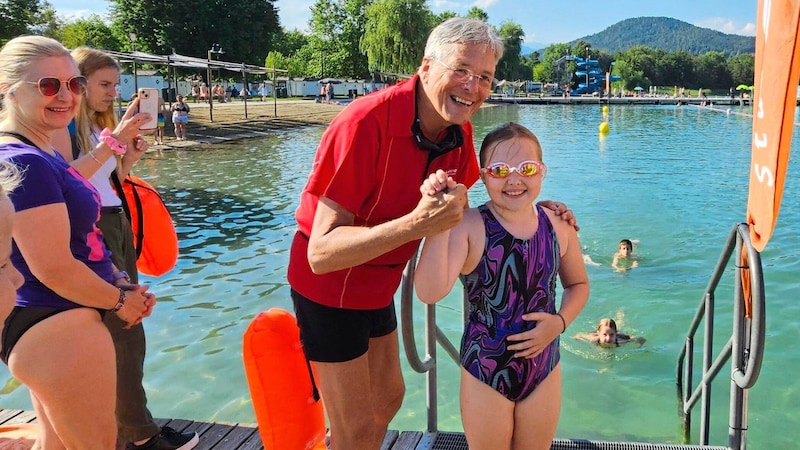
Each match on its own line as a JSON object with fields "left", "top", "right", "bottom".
{"left": 199, "top": 82, "right": 209, "bottom": 103}
{"left": 326, "top": 81, "right": 334, "bottom": 103}
{"left": 260, "top": 82, "right": 269, "bottom": 101}
{"left": 170, "top": 94, "right": 190, "bottom": 141}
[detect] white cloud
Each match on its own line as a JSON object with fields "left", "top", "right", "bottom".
{"left": 472, "top": 0, "right": 498, "bottom": 8}
{"left": 695, "top": 17, "right": 756, "bottom": 36}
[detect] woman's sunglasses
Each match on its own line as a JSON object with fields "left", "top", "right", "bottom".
{"left": 23, "top": 76, "right": 88, "bottom": 97}
{"left": 484, "top": 160, "right": 545, "bottom": 178}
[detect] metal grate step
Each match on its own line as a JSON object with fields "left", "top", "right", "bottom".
{"left": 419, "top": 431, "right": 729, "bottom": 450}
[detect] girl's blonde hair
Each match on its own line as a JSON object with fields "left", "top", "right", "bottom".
{"left": 71, "top": 47, "right": 121, "bottom": 157}
{"left": 0, "top": 35, "right": 72, "bottom": 113}
{"left": 597, "top": 318, "right": 618, "bottom": 332}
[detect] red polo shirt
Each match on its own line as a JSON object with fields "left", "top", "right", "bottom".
{"left": 288, "top": 75, "right": 480, "bottom": 309}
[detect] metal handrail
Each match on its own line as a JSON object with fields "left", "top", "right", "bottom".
{"left": 676, "top": 223, "right": 766, "bottom": 450}
{"left": 400, "top": 250, "right": 461, "bottom": 433}
{"left": 401, "top": 222, "right": 765, "bottom": 449}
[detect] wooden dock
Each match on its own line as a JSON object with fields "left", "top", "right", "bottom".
{"left": 0, "top": 409, "right": 732, "bottom": 449}
{"left": 0, "top": 409, "right": 431, "bottom": 450}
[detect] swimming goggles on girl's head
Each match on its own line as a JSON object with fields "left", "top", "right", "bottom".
{"left": 483, "top": 160, "right": 545, "bottom": 178}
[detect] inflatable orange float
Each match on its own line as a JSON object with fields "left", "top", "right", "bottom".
{"left": 243, "top": 308, "right": 326, "bottom": 449}
{"left": 120, "top": 175, "right": 178, "bottom": 277}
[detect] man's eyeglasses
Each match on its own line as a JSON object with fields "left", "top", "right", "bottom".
{"left": 23, "top": 76, "right": 88, "bottom": 97}
{"left": 429, "top": 56, "right": 493, "bottom": 88}
{"left": 484, "top": 161, "right": 545, "bottom": 178}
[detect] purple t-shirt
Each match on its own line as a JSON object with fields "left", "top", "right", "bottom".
{"left": 1, "top": 142, "right": 114, "bottom": 309}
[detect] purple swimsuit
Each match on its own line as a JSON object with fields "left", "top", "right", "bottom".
{"left": 460, "top": 204, "right": 560, "bottom": 402}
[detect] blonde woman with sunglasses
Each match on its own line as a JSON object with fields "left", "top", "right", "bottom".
{"left": 0, "top": 35, "right": 154, "bottom": 449}
{"left": 415, "top": 122, "right": 589, "bottom": 450}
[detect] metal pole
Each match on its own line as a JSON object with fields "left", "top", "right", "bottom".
{"left": 130, "top": 33, "right": 138, "bottom": 93}
{"left": 242, "top": 64, "right": 248, "bottom": 119}
{"left": 272, "top": 64, "right": 277, "bottom": 117}
{"left": 585, "top": 46, "right": 589, "bottom": 95}
{"left": 207, "top": 49, "right": 213, "bottom": 122}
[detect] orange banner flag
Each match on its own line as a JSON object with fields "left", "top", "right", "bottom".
{"left": 746, "top": 0, "right": 800, "bottom": 252}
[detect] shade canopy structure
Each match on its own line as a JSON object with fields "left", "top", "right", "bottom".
{"left": 633, "top": 86, "right": 645, "bottom": 91}
{"left": 318, "top": 77, "right": 343, "bottom": 84}
{"left": 103, "top": 49, "right": 288, "bottom": 121}
{"left": 103, "top": 50, "right": 286, "bottom": 76}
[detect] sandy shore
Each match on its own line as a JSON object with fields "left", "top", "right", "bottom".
{"left": 151, "top": 98, "right": 343, "bottom": 150}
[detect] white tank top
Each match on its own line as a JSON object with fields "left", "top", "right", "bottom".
{"left": 86, "top": 131, "right": 123, "bottom": 207}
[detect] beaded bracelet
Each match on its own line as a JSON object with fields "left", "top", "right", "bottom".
{"left": 555, "top": 312, "right": 567, "bottom": 334}
{"left": 111, "top": 288, "right": 126, "bottom": 312}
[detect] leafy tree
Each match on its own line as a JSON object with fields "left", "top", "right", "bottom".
{"left": 695, "top": 50, "right": 731, "bottom": 89}
{"left": 432, "top": 11, "right": 457, "bottom": 26}
{"left": 29, "top": 2, "right": 63, "bottom": 40}
{"left": 537, "top": 43, "right": 572, "bottom": 84}
{"left": 465, "top": 7, "right": 488, "bottom": 22}
{"left": 110, "top": 0, "right": 279, "bottom": 65}
{"left": 305, "top": 0, "right": 371, "bottom": 79}
{"left": 0, "top": 0, "right": 42, "bottom": 41}
{"left": 360, "top": 0, "right": 432, "bottom": 74}
{"left": 61, "top": 15, "right": 121, "bottom": 50}
{"left": 496, "top": 21, "right": 525, "bottom": 81}
{"left": 658, "top": 50, "right": 695, "bottom": 88}
{"left": 726, "top": 53, "right": 754, "bottom": 86}
{"left": 273, "top": 28, "right": 308, "bottom": 59}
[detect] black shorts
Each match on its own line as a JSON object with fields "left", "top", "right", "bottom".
{"left": 1, "top": 306, "right": 104, "bottom": 363}
{"left": 291, "top": 289, "right": 397, "bottom": 363}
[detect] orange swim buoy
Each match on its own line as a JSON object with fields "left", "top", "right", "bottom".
{"left": 120, "top": 175, "right": 179, "bottom": 277}
{"left": 243, "top": 308, "right": 326, "bottom": 450}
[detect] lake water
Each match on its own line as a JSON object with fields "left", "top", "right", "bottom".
{"left": 1, "top": 104, "right": 798, "bottom": 448}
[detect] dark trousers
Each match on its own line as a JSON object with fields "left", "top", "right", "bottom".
{"left": 98, "top": 210, "right": 160, "bottom": 442}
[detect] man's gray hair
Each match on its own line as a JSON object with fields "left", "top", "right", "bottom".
{"left": 424, "top": 17, "right": 504, "bottom": 63}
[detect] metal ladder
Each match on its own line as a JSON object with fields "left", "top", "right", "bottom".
{"left": 399, "top": 222, "right": 764, "bottom": 450}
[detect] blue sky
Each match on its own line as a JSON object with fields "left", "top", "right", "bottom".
{"left": 51, "top": 0, "right": 757, "bottom": 46}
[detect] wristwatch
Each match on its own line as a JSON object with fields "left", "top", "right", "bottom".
{"left": 99, "top": 128, "right": 127, "bottom": 155}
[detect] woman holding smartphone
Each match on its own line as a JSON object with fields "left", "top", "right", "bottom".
{"left": 54, "top": 47, "right": 198, "bottom": 450}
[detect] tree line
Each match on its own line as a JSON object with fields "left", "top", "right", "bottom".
{"left": 1, "top": 0, "right": 753, "bottom": 91}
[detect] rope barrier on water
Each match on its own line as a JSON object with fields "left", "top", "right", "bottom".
{"left": 687, "top": 103, "right": 800, "bottom": 126}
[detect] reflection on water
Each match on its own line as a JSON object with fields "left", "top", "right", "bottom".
{"left": 0, "top": 106, "right": 797, "bottom": 447}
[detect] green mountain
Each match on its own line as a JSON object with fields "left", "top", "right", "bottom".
{"left": 578, "top": 17, "right": 755, "bottom": 54}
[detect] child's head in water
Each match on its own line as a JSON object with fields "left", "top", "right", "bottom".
{"left": 612, "top": 239, "right": 638, "bottom": 271}
{"left": 575, "top": 317, "right": 646, "bottom": 347}
{"left": 595, "top": 318, "right": 619, "bottom": 345}
{"left": 616, "top": 239, "right": 633, "bottom": 257}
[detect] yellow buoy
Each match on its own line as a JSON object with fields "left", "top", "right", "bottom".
{"left": 602, "top": 105, "right": 609, "bottom": 113}
{"left": 598, "top": 122, "right": 610, "bottom": 134}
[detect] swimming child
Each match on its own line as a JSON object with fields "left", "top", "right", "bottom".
{"left": 575, "top": 318, "right": 646, "bottom": 347}
{"left": 611, "top": 238, "right": 639, "bottom": 271}
{"left": 415, "top": 122, "right": 589, "bottom": 450}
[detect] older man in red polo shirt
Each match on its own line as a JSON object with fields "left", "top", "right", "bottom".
{"left": 287, "top": 17, "right": 573, "bottom": 450}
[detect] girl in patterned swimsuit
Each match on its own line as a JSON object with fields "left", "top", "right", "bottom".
{"left": 415, "top": 122, "right": 589, "bottom": 450}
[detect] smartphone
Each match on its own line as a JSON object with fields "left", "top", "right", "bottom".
{"left": 137, "top": 88, "right": 160, "bottom": 130}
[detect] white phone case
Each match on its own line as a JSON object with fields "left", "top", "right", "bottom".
{"left": 137, "top": 88, "right": 160, "bottom": 130}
